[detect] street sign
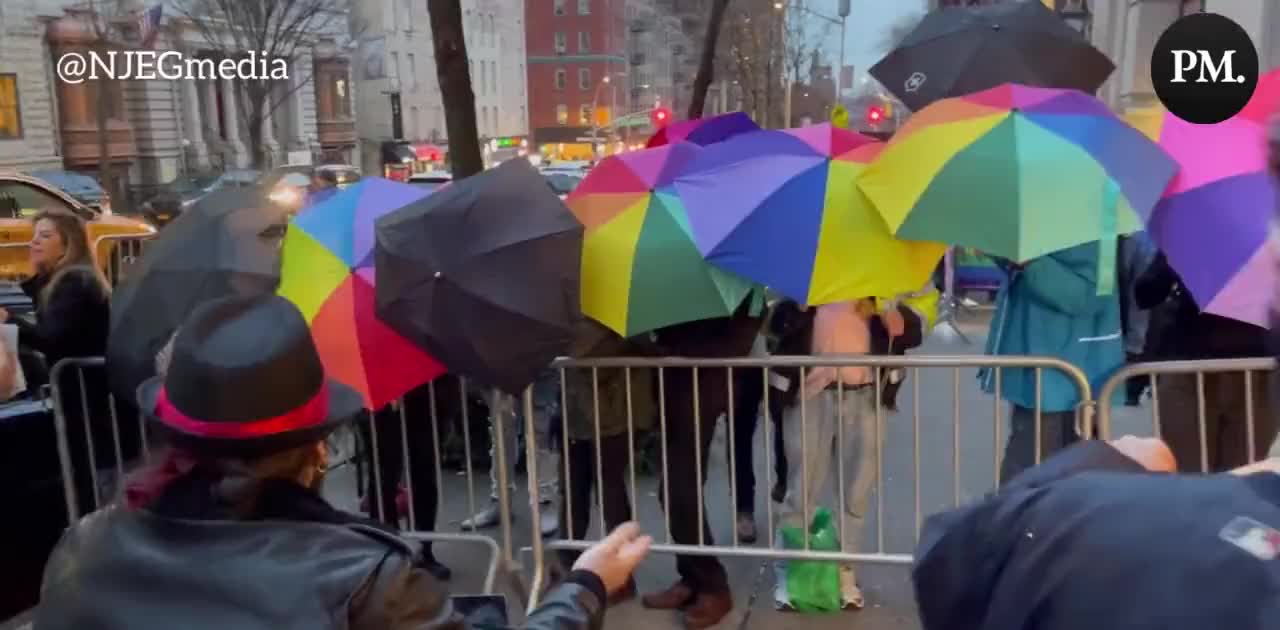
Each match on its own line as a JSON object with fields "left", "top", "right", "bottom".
{"left": 831, "top": 104, "right": 850, "bottom": 129}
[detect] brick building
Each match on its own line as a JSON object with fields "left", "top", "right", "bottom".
{"left": 526, "top": 0, "right": 628, "bottom": 160}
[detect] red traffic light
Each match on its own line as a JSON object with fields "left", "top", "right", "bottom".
{"left": 651, "top": 107, "right": 672, "bottom": 127}
{"left": 866, "top": 106, "right": 885, "bottom": 125}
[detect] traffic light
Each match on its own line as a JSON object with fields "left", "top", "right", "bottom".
{"left": 866, "top": 105, "right": 885, "bottom": 126}
{"left": 651, "top": 107, "right": 672, "bottom": 128}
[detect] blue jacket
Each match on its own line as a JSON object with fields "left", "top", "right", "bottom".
{"left": 979, "top": 241, "right": 1124, "bottom": 412}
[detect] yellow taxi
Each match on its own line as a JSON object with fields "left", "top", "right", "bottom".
{"left": 0, "top": 172, "right": 157, "bottom": 281}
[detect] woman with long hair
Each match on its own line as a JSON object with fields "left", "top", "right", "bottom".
{"left": 36, "top": 295, "right": 650, "bottom": 630}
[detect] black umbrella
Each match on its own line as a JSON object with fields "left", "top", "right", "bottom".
{"left": 375, "top": 159, "right": 584, "bottom": 395}
{"left": 107, "top": 188, "right": 284, "bottom": 402}
{"left": 869, "top": 1, "right": 1114, "bottom": 113}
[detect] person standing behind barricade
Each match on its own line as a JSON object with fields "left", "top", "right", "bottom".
{"left": 552, "top": 318, "right": 656, "bottom": 607}
{"left": 1117, "top": 232, "right": 1158, "bottom": 406}
{"left": 642, "top": 295, "right": 762, "bottom": 629}
{"left": 871, "top": 281, "right": 940, "bottom": 412}
{"left": 460, "top": 381, "right": 560, "bottom": 538}
{"left": 0, "top": 208, "right": 139, "bottom": 517}
{"left": 358, "top": 381, "right": 451, "bottom": 581}
{"left": 772, "top": 298, "right": 879, "bottom": 611}
{"left": 727, "top": 314, "right": 774, "bottom": 545}
{"left": 981, "top": 240, "right": 1124, "bottom": 484}
{"left": 1135, "top": 252, "right": 1276, "bottom": 472}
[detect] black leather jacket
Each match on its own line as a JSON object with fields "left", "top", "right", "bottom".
{"left": 35, "top": 474, "right": 607, "bottom": 630}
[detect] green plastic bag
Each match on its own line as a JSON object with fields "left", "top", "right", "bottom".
{"left": 780, "top": 507, "right": 842, "bottom": 613}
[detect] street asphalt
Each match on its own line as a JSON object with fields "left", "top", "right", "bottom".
{"left": 318, "top": 307, "right": 1160, "bottom": 630}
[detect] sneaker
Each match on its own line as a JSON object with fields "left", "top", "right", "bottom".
{"left": 460, "top": 502, "right": 502, "bottom": 531}
{"left": 839, "top": 565, "right": 865, "bottom": 610}
{"left": 773, "top": 561, "right": 793, "bottom": 611}
{"left": 736, "top": 513, "right": 757, "bottom": 544}
{"left": 539, "top": 509, "right": 560, "bottom": 537}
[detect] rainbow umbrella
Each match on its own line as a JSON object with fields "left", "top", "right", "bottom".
{"left": 566, "top": 142, "right": 757, "bottom": 336}
{"left": 675, "top": 124, "right": 946, "bottom": 304}
{"left": 858, "top": 84, "right": 1178, "bottom": 267}
{"left": 1127, "top": 75, "right": 1280, "bottom": 328}
{"left": 277, "top": 177, "right": 445, "bottom": 408}
{"left": 645, "top": 111, "right": 760, "bottom": 148}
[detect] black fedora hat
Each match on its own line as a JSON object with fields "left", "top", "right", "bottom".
{"left": 138, "top": 294, "right": 363, "bottom": 457}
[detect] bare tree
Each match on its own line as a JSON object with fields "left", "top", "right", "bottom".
{"left": 172, "top": 0, "right": 355, "bottom": 169}
{"left": 687, "top": 0, "right": 732, "bottom": 120}
{"left": 426, "top": 0, "right": 482, "bottom": 179}
{"left": 76, "top": 0, "right": 129, "bottom": 205}
{"left": 781, "top": 0, "right": 831, "bottom": 126}
{"left": 721, "top": 2, "right": 785, "bottom": 127}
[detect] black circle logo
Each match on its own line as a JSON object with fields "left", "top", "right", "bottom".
{"left": 1151, "top": 12, "right": 1258, "bottom": 125}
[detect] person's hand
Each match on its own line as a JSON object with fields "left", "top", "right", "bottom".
{"left": 0, "top": 307, "right": 10, "bottom": 323}
{"left": 882, "top": 307, "right": 905, "bottom": 338}
{"left": 571, "top": 521, "right": 652, "bottom": 595}
{"left": 1109, "top": 435, "right": 1177, "bottom": 472}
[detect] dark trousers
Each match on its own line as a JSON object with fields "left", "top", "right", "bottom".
{"left": 730, "top": 368, "right": 788, "bottom": 514}
{"left": 1157, "top": 371, "right": 1277, "bottom": 472}
{"left": 999, "top": 405, "right": 1079, "bottom": 484}
{"left": 661, "top": 366, "right": 731, "bottom": 596}
{"left": 557, "top": 434, "right": 633, "bottom": 567}
{"left": 360, "top": 389, "right": 441, "bottom": 553}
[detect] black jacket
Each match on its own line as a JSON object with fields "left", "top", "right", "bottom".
{"left": 35, "top": 473, "right": 608, "bottom": 630}
{"left": 1135, "top": 252, "right": 1267, "bottom": 359}
{"left": 18, "top": 265, "right": 110, "bottom": 367}
{"left": 914, "top": 442, "right": 1280, "bottom": 630}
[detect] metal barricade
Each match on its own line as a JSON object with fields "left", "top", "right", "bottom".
{"left": 93, "top": 233, "right": 157, "bottom": 287}
{"left": 519, "top": 354, "right": 1093, "bottom": 611}
{"left": 1095, "top": 358, "right": 1278, "bottom": 472}
{"left": 47, "top": 358, "right": 506, "bottom": 595}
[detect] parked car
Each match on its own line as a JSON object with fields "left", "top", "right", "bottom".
{"left": 262, "top": 164, "right": 361, "bottom": 212}
{"left": 26, "top": 170, "right": 112, "bottom": 214}
{"left": 543, "top": 172, "right": 582, "bottom": 200}
{"left": 408, "top": 170, "right": 452, "bottom": 193}
{"left": 0, "top": 172, "right": 156, "bottom": 281}
{"left": 140, "top": 169, "right": 260, "bottom": 227}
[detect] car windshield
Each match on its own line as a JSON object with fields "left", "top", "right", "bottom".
{"left": 278, "top": 173, "right": 311, "bottom": 187}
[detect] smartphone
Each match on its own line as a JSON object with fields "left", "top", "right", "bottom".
{"left": 451, "top": 594, "right": 509, "bottom": 629}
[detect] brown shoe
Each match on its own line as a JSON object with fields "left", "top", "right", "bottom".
{"left": 608, "top": 578, "right": 638, "bottom": 607}
{"left": 683, "top": 590, "right": 733, "bottom": 629}
{"left": 641, "top": 581, "right": 694, "bottom": 610}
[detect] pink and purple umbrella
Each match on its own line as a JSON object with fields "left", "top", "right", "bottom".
{"left": 645, "top": 111, "right": 760, "bottom": 148}
{"left": 1139, "top": 73, "right": 1280, "bottom": 327}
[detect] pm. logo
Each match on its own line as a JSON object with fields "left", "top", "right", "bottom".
{"left": 1152, "top": 12, "right": 1258, "bottom": 124}
{"left": 904, "top": 72, "right": 926, "bottom": 93}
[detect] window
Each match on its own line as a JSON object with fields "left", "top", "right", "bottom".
{"left": 555, "top": 32, "right": 567, "bottom": 54}
{"left": 1180, "top": 0, "right": 1203, "bottom": 15}
{"left": 494, "top": 106, "right": 501, "bottom": 132}
{"left": 579, "top": 104, "right": 592, "bottom": 125}
{"left": 520, "top": 106, "right": 527, "bottom": 127}
{"left": 578, "top": 0, "right": 590, "bottom": 15}
{"left": 409, "top": 106, "right": 419, "bottom": 139}
{"left": 489, "top": 61, "right": 497, "bottom": 94}
{"left": 554, "top": 0, "right": 566, "bottom": 15}
{"left": 403, "top": 0, "right": 413, "bottom": 30}
{"left": 578, "top": 31, "right": 590, "bottom": 53}
{"left": 479, "top": 63, "right": 487, "bottom": 95}
{"left": 481, "top": 106, "right": 489, "bottom": 134}
{"left": 407, "top": 53, "right": 416, "bottom": 90}
{"left": 579, "top": 68, "right": 591, "bottom": 90}
{"left": 389, "top": 51, "right": 400, "bottom": 84}
{"left": 554, "top": 68, "right": 566, "bottom": 90}
{"left": 0, "top": 75, "right": 20, "bottom": 139}
{"left": 0, "top": 182, "right": 77, "bottom": 219}
{"left": 333, "top": 75, "right": 352, "bottom": 117}
{"left": 487, "top": 14, "right": 496, "bottom": 46}
{"left": 556, "top": 104, "right": 568, "bottom": 125}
